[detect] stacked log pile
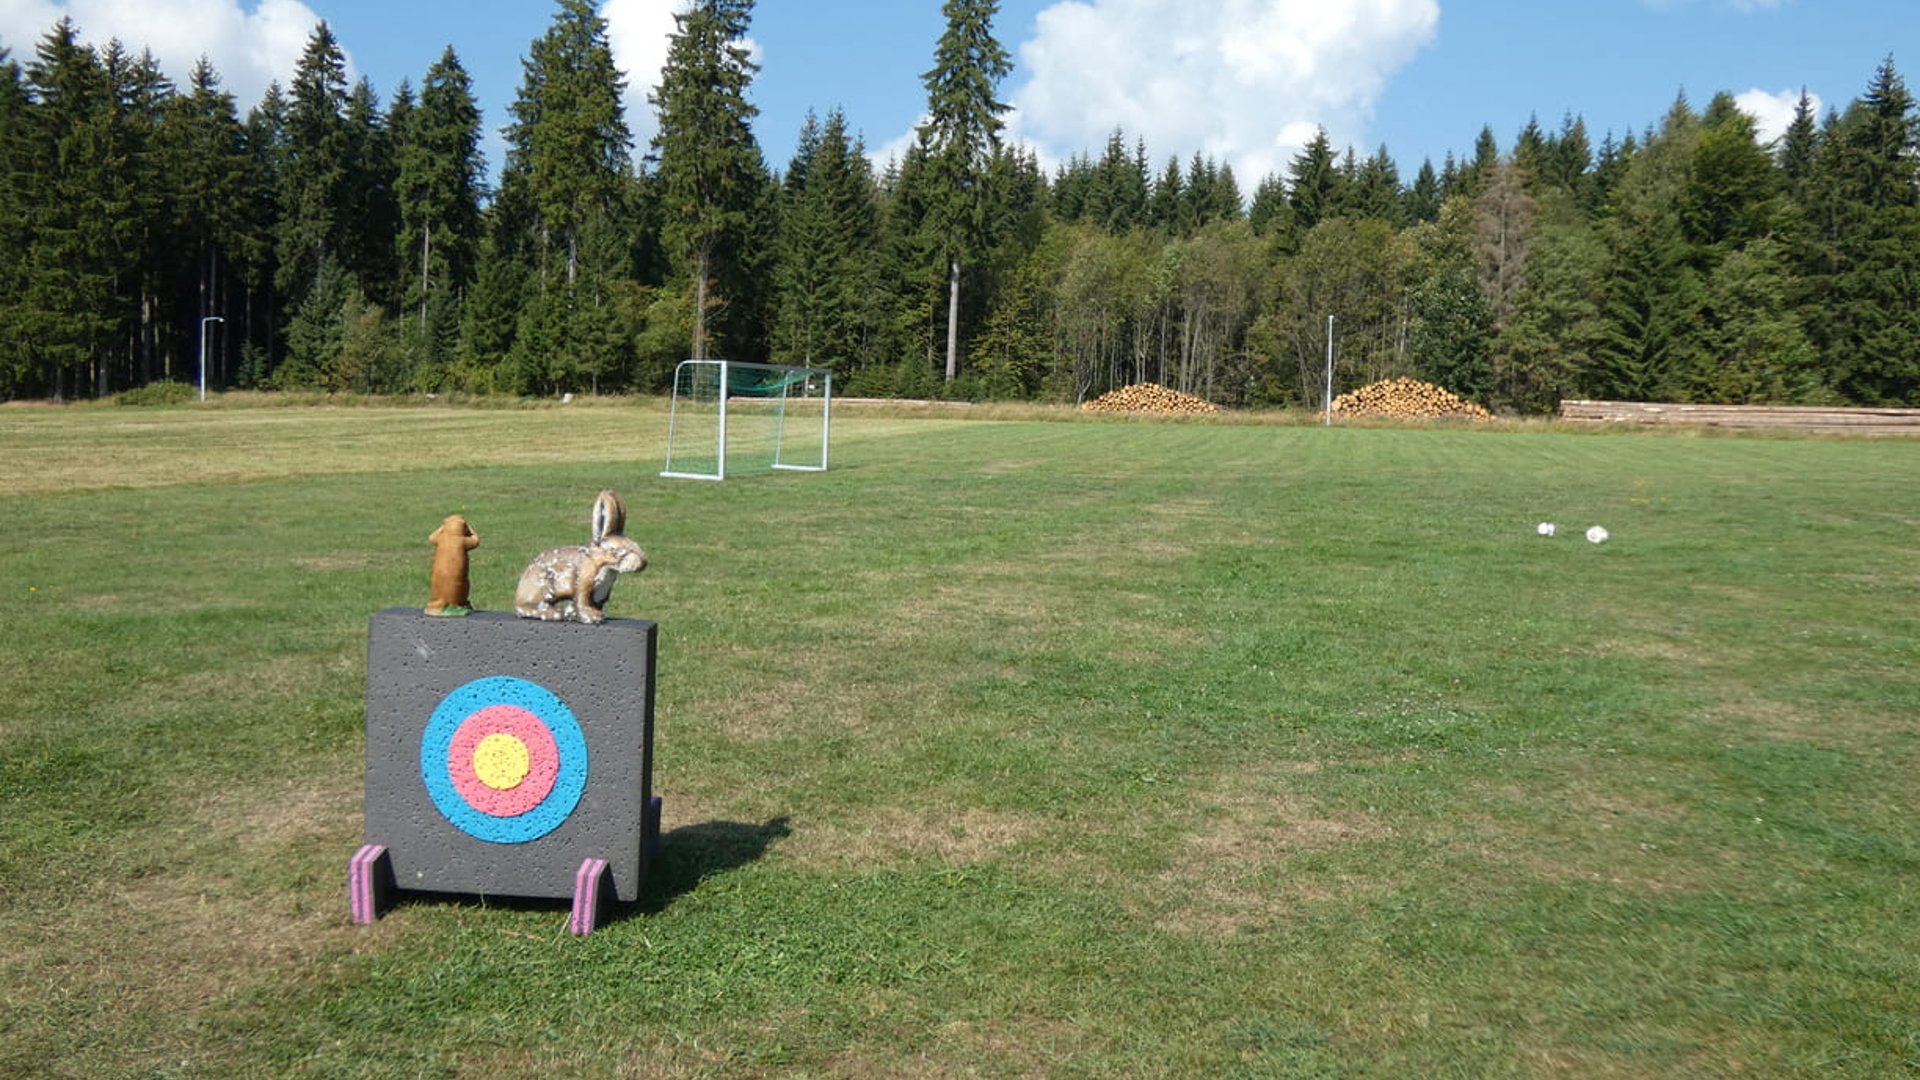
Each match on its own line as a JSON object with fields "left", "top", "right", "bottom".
{"left": 1331, "top": 378, "right": 1493, "bottom": 421}
{"left": 1561, "top": 400, "right": 1920, "bottom": 434}
{"left": 1081, "top": 383, "right": 1222, "bottom": 415}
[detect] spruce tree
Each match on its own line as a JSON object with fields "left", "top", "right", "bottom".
{"left": 507, "top": 0, "right": 632, "bottom": 291}
{"left": 1543, "top": 113, "right": 1592, "bottom": 194}
{"left": 1681, "top": 97, "right": 1778, "bottom": 259}
{"left": 1352, "top": 146, "right": 1401, "bottom": 223}
{"left": 1594, "top": 97, "right": 1703, "bottom": 401}
{"left": 278, "top": 23, "right": 350, "bottom": 300}
{"left": 1148, "top": 156, "right": 1187, "bottom": 233}
{"left": 1248, "top": 173, "right": 1290, "bottom": 236}
{"left": 649, "top": 0, "right": 759, "bottom": 359}
{"left": 1800, "top": 59, "right": 1920, "bottom": 403}
{"left": 396, "top": 47, "right": 484, "bottom": 333}
{"left": 1211, "top": 163, "right": 1243, "bottom": 221}
{"left": 23, "top": 20, "right": 121, "bottom": 397}
{"left": 1287, "top": 129, "right": 1339, "bottom": 233}
{"left": 1185, "top": 152, "right": 1218, "bottom": 226}
{"left": 156, "top": 58, "right": 253, "bottom": 390}
{"left": 918, "top": 0, "right": 1012, "bottom": 381}
{"left": 341, "top": 77, "right": 400, "bottom": 307}
{"left": 1778, "top": 91, "right": 1819, "bottom": 199}
{"left": 240, "top": 83, "right": 289, "bottom": 383}
{"left": 0, "top": 52, "right": 29, "bottom": 396}
{"left": 1405, "top": 159, "right": 1443, "bottom": 223}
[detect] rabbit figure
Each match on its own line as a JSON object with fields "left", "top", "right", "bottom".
{"left": 513, "top": 490, "right": 648, "bottom": 624}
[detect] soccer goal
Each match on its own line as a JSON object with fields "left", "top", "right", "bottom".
{"left": 661, "top": 359, "right": 833, "bottom": 481}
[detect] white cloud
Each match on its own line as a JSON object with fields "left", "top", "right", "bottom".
{"left": 1003, "top": 0, "right": 1439, "bottom": 186}
{"left": 602, "top": 0, "right": 762, "bottom": 154}
{"left": 601, "top": 0, "right": 681, "bottom": 150}
{"left": 0, "top": 0, "right": 331, "bottom": 108}
{"left": 1735, "top": 87, "right": 1817, "bottom": 146}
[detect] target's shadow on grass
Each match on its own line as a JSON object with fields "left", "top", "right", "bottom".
{"left": 627, "top": 816, "right": 793, "bottom": 918}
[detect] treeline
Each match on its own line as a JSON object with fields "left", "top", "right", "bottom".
{"left": 1, "top": 0, "right": 1916, "bottom": 410}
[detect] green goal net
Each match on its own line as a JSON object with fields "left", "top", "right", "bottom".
{"left": 661, "top": 360, "right": 833, "bottom": 481}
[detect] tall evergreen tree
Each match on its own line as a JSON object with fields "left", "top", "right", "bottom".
{"left": 154, "top": 57, "right": 252, "bottom": 389}
{"left": 1210, "top": 163, "right": 1243, "bottom": 221}
{"left": 1512, "top": 114, "right": 1547, "bottom": 181}
{"left": 1778, "top": 91, "right": 1819, "bottom": 198}
{"left": 918, "top": 0, "right": 1012, "bottom": 381}
{"left": 771, "top": 108, "right": 876, "bottom": 371}
{"left": 110, "top": 47, "right": 178, "bottom": 384}
{"left": 1798, "top": 59, "right": 1920, "bottom": 403}
{"left": 1149, "top": 156, "right": 1187, "bottom": 233}
{"left": 1404, "top": 158, "right": 1443, "bottom": 223}
{"left": 1351, "top": 145, "right": 1401, "bottom": 222}
{"left": 649, "top": 0, "right": 760, "bottom": 359}
{"left": 277, "top": 23, "right": 351, "bottom": 300}
{"left": 23, "top": 21, "right": 121, "bottom": 397}
{"left": 0, "top": 51, "right": 30, "bottom": 395}
{"left": 238, "top": 82, "right": 289, "bottom": 383}
{"left": 1681, "top": 96, "right": 1778, "bottom": 258}
{"left": 341, "top": 77, "right": 400, "bottom": 305}
{"left": 1248, "top": 172, "right": 1290, "bottom": 236}
{"left": 396, "top": 46, "right": 484, "bottom": 331}
{"left": 507, "top": 0, "right": 632, "bottom": 290}
{"left": 1287, "top": 129, "right": 1339, "bottom": 233}
{"left": 1542, "top": 113, "right": 1592, "bottom": 194}
{"left": 1456, "top": 125, "right": 1500, "bottom": 198}
{"left": 1594, "top": 96, "right": 1703, "bottom": 401}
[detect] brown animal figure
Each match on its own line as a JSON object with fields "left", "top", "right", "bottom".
{"left": 426, "top": 514, "right": 480, "bottom": 616}
{"left": 514, "top": 490, "right": 647, "bottom": 624}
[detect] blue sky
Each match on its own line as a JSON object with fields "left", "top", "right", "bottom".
{"left": 3, "top": 0, "right": 1913, "bottom": 188}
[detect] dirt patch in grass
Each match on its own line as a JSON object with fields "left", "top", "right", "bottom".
{"left": 0, "top": 774, "right": 373, "bottom": 1075}
{"left": 823, "top": 1014, "right": 1088, "bottom": 1079}
{"left": 1703, "top": 690, "right": 1920, "bottom": 744}
{"left": 1461, "top": 774, "right": 1712, "bottom": 896}
{"left": 1153, "top": 766, "right": 1393, "bottom": 936}
{"left": 775, "top": 804, "right": 1048, "bottom": 871}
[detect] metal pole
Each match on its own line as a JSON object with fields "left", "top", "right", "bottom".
{"left": 198, "top": 316, "right": 224, "bottom": 402}
{"left": 1323, "top": 315, "right": 1335, "bottom": 426}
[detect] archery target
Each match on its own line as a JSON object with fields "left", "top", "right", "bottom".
{"left": 364, "top": 609, "right": 657, "bottom": 902}
{"left": 421, "top": 676, "right": 588, "bottom": 844}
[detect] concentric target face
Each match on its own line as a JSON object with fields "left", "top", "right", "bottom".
{"left": 420, "top": 676, "right": 588, "bottom": 843}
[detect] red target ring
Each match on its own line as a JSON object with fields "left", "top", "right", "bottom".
{"left": 445, "top": 705, "right": 560, "bottom": 817}
{"left": 421, "top": 676, "right": 588, "bottom": 844}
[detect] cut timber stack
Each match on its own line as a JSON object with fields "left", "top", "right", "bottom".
{"left": 1081, "top": 383, "right": 1222, "bottom": 415}
{"left": 1331, "top": 377, "right": 1493, "bottom": 421}
{"left": 1562, "top": 400, "right": 1920, "bottom": 435}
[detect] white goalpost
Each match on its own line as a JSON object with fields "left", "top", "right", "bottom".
{"left": 661, "top": 359, "right": 833, "bottom": 481}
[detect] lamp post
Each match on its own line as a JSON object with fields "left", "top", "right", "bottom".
{"left": 198, "top": 316, "right": 224, "bottom": 402}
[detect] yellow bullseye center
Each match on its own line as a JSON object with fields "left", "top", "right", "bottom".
{"left": 472, "top": 733, "right": 531, "bottom": 790}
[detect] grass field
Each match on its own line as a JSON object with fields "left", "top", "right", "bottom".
{"left": 1, "top": 401, "right": 1916, "bottom": 1078}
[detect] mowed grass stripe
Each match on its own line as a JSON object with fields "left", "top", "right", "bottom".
{"left": 0, "top": 405, "right": 1916, "bottom": 1077}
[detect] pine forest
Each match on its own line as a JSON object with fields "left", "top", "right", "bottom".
{"left": 2, "top": 0, "right": 1917, "bottom": 411}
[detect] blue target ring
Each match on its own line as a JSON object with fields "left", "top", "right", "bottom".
{"left": 421, "top": 676, "right": 588, "bottom": 844}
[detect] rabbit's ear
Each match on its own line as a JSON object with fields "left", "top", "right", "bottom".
{"left": 591, "top": 490, "right": 626, "bottom": 542}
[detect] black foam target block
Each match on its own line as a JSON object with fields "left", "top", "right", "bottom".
{"left": 363, "top": 608, "right": 657, "bottom": 902}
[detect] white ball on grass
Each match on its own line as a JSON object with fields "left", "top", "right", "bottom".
{"left": 1586, "top": 525, "right": 1609, "bottom": 544}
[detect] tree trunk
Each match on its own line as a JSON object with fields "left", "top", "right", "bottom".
{"left": 420, "top": 218, "right": 432, "bottom": 330}
{"left": 692, "top": 246, "right": 710, "bottom": 361}
{"left": 945, "top": 254, "right": 960, "bottom": 381}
